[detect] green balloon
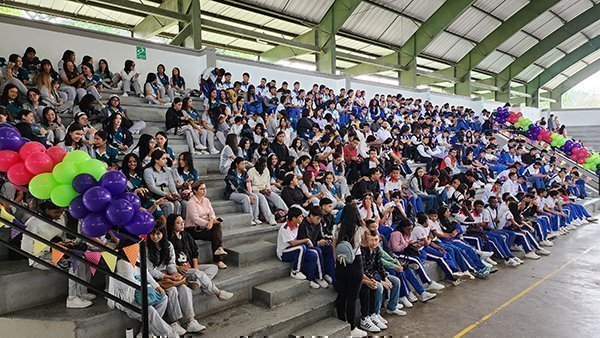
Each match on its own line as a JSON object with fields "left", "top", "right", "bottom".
{"left": 63, "top": 150, "right": 91, "bottom": 164}
{"left": 78, "top": 159, "right": 107, "bottom": 181}
{"left": 50, "top": 184, "right": 79, "bottom": 207}
{"left": 29, "top": 173, "right": 59, "bottom": 200}
{"left": 52, "top": 161, "right": 79, "bottom": 185}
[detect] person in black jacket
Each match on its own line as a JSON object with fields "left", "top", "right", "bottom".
{"left": 351, "top": 168, "right": 382, "bottom": 200}
{"left": 270, "top": 131, "right": 290, "bottom": 163}
{"left": 296, "top": 109, "right": 314, "bottom": 140}
{"left": 105, "top": 112, "right": 133, "bottom": 153}
{"left": 165, "top": 97, "right": 206, "bottom": 154}
{"left": 280, "top": 172, "right": 312, "bottom": 214}
{"left": 297, "top": 206, "right": 335, "bottom": 285}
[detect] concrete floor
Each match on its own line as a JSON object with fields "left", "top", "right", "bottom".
{"left": 382, "top": 212, "right": 600, "bottom": 338}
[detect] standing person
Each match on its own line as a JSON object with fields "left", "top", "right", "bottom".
{"left": 20, "top": 202, "right": 94, "bottom": 309}
{"left": 333, "top": 204, "right": 368, "bottom": 337}
{"left": 146, "top": 224, "right": 205, "bottom": 335}
{"left": 185, "top": 180, "right": 228, "bottom": 269}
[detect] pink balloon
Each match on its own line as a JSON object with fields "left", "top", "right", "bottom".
{"left": 0, "top": 150, "right": 22, "bottom": 172}
{"left": 25, "top": 152, "right": 54, "bottom": 175}
{"left": 46, "top": 146, "right": 67, "bottom": 166}
{"left": 18, "top": 142, "right": 46, "bottom": 162}
{"left": 7, "top": 163, "right": 35, "bottom": 186}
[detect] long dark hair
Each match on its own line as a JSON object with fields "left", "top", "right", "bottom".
{"left": 124, "top": 60, "right": 135, "bottom": 74}
{"left": 61, "top": 49, "right": 75, "bottom": 62}
{"left": 78, "top": 94, "right": 97, "bottom": 112}
{"left": 225, "top": 133, "right": 239, "bottom": 154}
{"left": 177, "top": 151, "right": 195, "bottom": 176}
{"left": 0, "top": 84, "right": 18, "bottom": 104}
{"left": 155, "top": 131, "right": 170, "bottom": 151}
{"left": 166, "top": 214, "right": 184, "bottom": 254}
{"left": 135, "top": 134, "right": 154, "bottom": 161}
{"left": 337, "top": 204, "right": 363, "bottom": 247}
{"left": 148, "top": 224, "right": 171, "bottom": 267}
{"left": 229, "top": 156, "right": 244, "bottom": 173}
{"left": 40, "top": 107, "right": 58, "bottom": 127}
{"left": 121, "top": 153, "right": 142, "bottom": 178}
{"left": 64, "top": 123, "right": 85, "bottom": 148}
{"left": 508, "top": 201, "right": 523, "bottom": 224}
{"left": 97, "top": 59, "right": 110, "bottom": 75}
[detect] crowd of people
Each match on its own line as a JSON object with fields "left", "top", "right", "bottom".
{"left": 1, "top": 47, "right": 598, "bottom": 337}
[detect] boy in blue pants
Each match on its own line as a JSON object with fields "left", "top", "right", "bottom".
{"left": 276, "top": 207, "right": 324, "bottom": 289}
{"left": 297, "top": 206, "right": 335, "bottom": 287}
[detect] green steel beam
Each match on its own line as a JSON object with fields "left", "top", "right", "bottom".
{"left": 188, "top": 0, "right": 202, "bottom": 49}
{"left": 448, "top": 0, "right": 560, "bottom": 93}
{"left": 495, "top": 5, "right": 600, "bottom": 92}
{"left": 133, "top": 0, "right": 189, "bottom": 39}
{"left": 344, "top": 0, "right": 474, "bottom": 78}
{"left": 551, "top": 57, "right": 600, "bottom": 95}
{"left": 259, "top": 0, "right": 362, "bottom": 69}
{"left": 526, "top": 34, "right": 600, "bottom": 93}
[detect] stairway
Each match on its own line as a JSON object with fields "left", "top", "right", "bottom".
{"left": 2, "top": 93, "right": 600, "bottom": 337}
{"left": 565, "top": 125, "right": 600, "bottom": 152}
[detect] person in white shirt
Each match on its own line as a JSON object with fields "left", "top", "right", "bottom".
{"left": 277, "top": 207, "right": 319, "bottom": 284}
{"left": 481, "top": 197, "right": 521, "bottom": 266}
{"left": 524, "top": 162, "right": 547, "bottom": 189}
{"left": 375, "top": 121, "right": 392, "bottom": 142}
{"left": 20, "top": 201, "right": 94, "bottom": 309}
{"left": 501, "top": 172, "right": 520, "bottom": 197}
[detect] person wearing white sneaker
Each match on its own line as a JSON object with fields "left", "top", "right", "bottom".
{"left": 350, "top": 327, "right": 368, "bottom": 337}
{"left": 277, "top": 208, "right": 322, "bottom": 287}
{"left": 502, "top": 202, "right": 546, "bottom": 258}
{"left": 359, "top": 316, "right": 381, "bottom": 333}
{"left": 416, "top": 291, "right": 437, "bottom": 302}
{"left": 369, "top": 313, "right": 387, "bottom": 330}
{"left": 248, "top": 157, "right": 289, "bottom": 226}
{"left": 407, "top": 291, "right": 419, "bottom": 302}
{"left": 20, "top": 201, "right": 95, "bottom": 310}
{"left": 186, "top": 319, "right": 206, "bottom": 333}
{"left": 297, "top": 206, "right": 336, "bottom": 286}
{"left": 225, "top": 157, "right": 267, "bottom": 225}
{"left": 426, "top": 281, "right": 445, "bottom": 291}
{"left": 536, "top": 248, "right": 551, "bottom": 256}
{"left": 524, "top": 251, "right": 541, "bottom": 259}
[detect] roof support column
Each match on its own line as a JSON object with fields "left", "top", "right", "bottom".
{"left": 550, "top": 92, "right": 563, "bottom": 109}
{"left": 185, "top": 0, "right": 201, "bottom": 49}
{"left": 399, "top": 57, "right": 417, "bottom": 88}
{"left": 525, "top": 81, "right": 540, "bottom": 108}
{"left": 315, "top": 11, "right": 336, "bottom": 74}
{"left": 454, "top": 68, "right": 471, "bottom": 97}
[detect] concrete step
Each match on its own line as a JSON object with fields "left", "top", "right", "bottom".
{"left": 210, "top": 199, "right": 243, "bottom": 214}
{"left": 225, "top": 240, "right": 277, "bottom": 267}
{"left": 217, "top": 212, "right": 253, "bottom": 231}
{"left": 252, "top": 277, "right": 310, "bottom": 309}
{"left": 190, "top": 289, "right": 337, "bottom": 337}
{"left": 289, "top": 317, "right": 351, "bottom": 338}
{"left": 194, "top": 222, "right": 278, "bottom": 264}
{"left": 0, "top": 260, "right": 68, "bottom": 315}
{"left": 0, "top": 228, "right": 10, "bottom": 261}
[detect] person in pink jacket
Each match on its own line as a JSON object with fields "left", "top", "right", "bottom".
{"left": 185, "top": 180, "right": 227, "bottom": 269}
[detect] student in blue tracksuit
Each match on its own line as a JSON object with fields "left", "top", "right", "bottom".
{"left": 297, "top": 206, "right": 335, "bottom": 286}
{"left": 501, "top": 201, "right": 550, "bottom": 260}
{"left": 481, "top": 197, "right": 522, "bottom": 267}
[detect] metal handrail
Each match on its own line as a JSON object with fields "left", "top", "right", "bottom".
{"left": 0, "top": 201, "right": 150, "bottom": 337}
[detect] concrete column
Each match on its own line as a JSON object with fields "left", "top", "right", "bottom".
{"left": 399, "top": 59, "right": 417, "bottom": 88}
{"left": 550, "top": 91, "right": 563, "bottom": 110}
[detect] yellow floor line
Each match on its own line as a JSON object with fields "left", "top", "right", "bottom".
{"left": 454, "top": 243, "right": 600, "bottom": 338}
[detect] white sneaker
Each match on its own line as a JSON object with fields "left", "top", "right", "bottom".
{"left": 195, "top": 143, "right": 208, "bottom": 150}
{"left": 536, "top": 248, "right": 551, "bottom": 256}
{"left": 567, "top": 224, "right": 577, "bottom": 230}
{"left": 479, "top": 251, "right": 494, "bottom": 259}
{"left": 254, "top": 219, "right": 263, "bottom": 225}
{"left": 481, "top": 260, "right": 493, "bottom": 268}
{"left": 66, "top": 296, "right": 92, "bottom": 309}
{"left": 250, "top": 220, "right": 257, "bottom": 225}
{"left": 170, "top": 322, "right": 187, "bottom": 336}
{"left": 80, "top": 293, "right": 96, "bottom": 301}
{"left": 359, "top": 317, "right": 381, "bottom": 333}
{"left": 316, "top": 279, "right": 329, "bottom": 288}
{"left": 524, "top": 252, "right": 541, "bottom": 260}
{"left": 510, "top": 245, "right": 524, "bottom": 252}
{"left": 463, "top": 271, "right": 476, "bottom": 280}
{"left": 268, "top": 216, "right": 277, "bottom": 226}
{"left": 485, "top": 257, "right": 498, "bottom": 265}
{"left": 386, "top": 308, "right": 407, "bottom": 316}
{"left": 290, "top": 270, "right": 306, "bottom": 280}
{"left": 186, "top": 319, "right": 206, "bottom": 333}
{"left": 324, "top": 274, "right": 333, "bottom": 284}
{"left": 399, "top": 296, "right": 413, "bottom": 308}
{"left": 396, "top": 303, "right": 404, "bottom": 310}
{"left": 407, "top": 291, "right": 418, "bottom": 302}
{"left": 369, "top": 314, "right": 387, "bottom": 329}
{"left": 418, "top": 291, "right": 437, "bottom": 302}
{"left": 451, "top": 279, "right": 463, "bottom": 286}
{"left": 350, "top": 327, "right": 368, "bottom": 337}
{"left": 209, "top": 148, "right": 220, "bottom": 155}
{"left": 504, "top": 259, "right": 519, "bottom": 267}
{"left": 217, "top": 290, "right": 234, "bottom": 301}
{"left": 547, "top": 231, "right": 560, "bottom": 239}
{"left": 426, "top": 281, "right": 445, "bottom": 291}
{"left": 122, "top": 92, "right": 128, "bottom": 97}
{"left": 540, "top": 240, "right": 554, "bottom": 247}
{"left": 513, "top": 257, "right": 524, "bottom": 264}
{"left": 376, "top": 313, "right": 388, "bottom": 325}
{"left": 309, "top": 281, "right": 320, "bottom": 289}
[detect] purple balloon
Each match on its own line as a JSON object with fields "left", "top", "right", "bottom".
{"left": 72, "top": 174, "right": 98, "bottom": 194}
{"left": 106, "top": 199, "right": 135, "bottom": 226}
{"left": 82, "top": 212, "right": 112, "bottom": 237}
{"left": 119, "top": 192, "right": 142, "bottom": 211}
{"left": 123, "top": 210, "right": 155, "bottom": 236}
{"left": 83, "top": 186, "right": 112, "bottom": 212}
{"left": 0, "top": 128, "right": 23, "bottom": 151}
{"left": 99, "top": 171, "right": 128, "bottom": 196}
{"left": 68, "top": 196, "right": 90, "bottom": 220}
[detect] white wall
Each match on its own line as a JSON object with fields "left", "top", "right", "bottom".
{"left": 430, "top": 91, "right": 483, "bottom": 112}
{"left": 350, "top": 79, "right": 424, "bottom": 100}
{"left": 550, "top": 108, "right": 600, "bottom": 126}
{"left": 0, "top": 17, "right": 207, "bottom": 85}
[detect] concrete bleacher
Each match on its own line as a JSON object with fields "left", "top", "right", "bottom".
{"left": 1, "top": 92, "right": 600, "bottom": 338}
{"left": 567, "top": 125, "right": 600, "bottom": 152}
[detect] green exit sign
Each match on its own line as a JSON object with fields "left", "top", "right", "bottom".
{"left": 136, "top": 46, "right": 146, "bottom": 60}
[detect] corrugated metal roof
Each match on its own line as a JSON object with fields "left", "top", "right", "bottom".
{"left": 422, "top": 32, "right": 463, "bottom": 60}
{"left": 478, "top": 50, "right": 516, "bottom": 73}
{"left": 563, "top": 60, "right": 588, "bottom": 76}
{"left": 516, "top": 64, "right": 545, "bottom": 82}
{"left": 497, "top": 31, "right": 538, "bottom": 57}
{"left": 582, "top": 49, "right": 600, "bottom": 64}
{"left": 551, "top": 0, "right": 593, "bottom": 21}
{"left": 521, "top": 11, "right": 562, "bottom": 40}
{"left": 341, "top": 2, "right": 401, "bottom": 42}
{"left": 378, "top": 15, "right": 420, "bottom": 46}
{"left": 369, "top": 0, "right": 445, "bottom": 22}
{"left": 238, "top": 0, "right": 335, "bottom": 22}
{"left": 556, "top": 33, "right": 589, "bottom": 54}
{"left": 545, "top": 74, "right": 569, "bottom": 89}
{"left": 446, "top": 6, "right": 501, "bottom": 42}
{"left": 582, "top": 20, "right": 600, "bottom": 38}
{"left": 473, "top": 0, "right": 529, "bottom": 21}
{"left": 535, "top": 48, "right": 566, "bottom": 68}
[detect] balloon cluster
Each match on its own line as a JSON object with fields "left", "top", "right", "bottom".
{"left": 68, "top": 171, "right": 155, "bottom": 237}
{"left": 0, "top": 126, "right": 70, "bottom": 189}
{"left": 493, "top": 107, "right": 510, "bottom": 124}
{"left": 28, "top": 150, "right": 107, "bottom": 207}
{"left": 583, "top": 153, "right": 600, "bottom": 171}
